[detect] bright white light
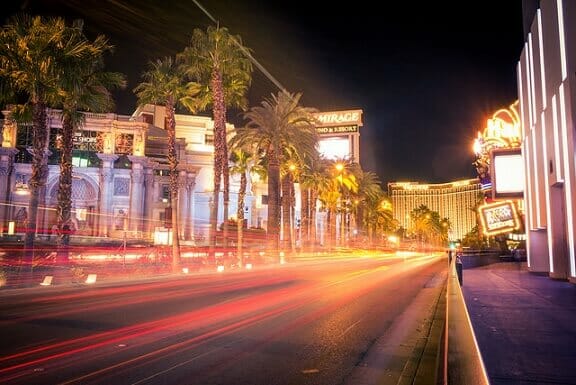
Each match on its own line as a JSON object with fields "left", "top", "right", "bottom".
{"left": 85, "top": 274, "right": 97, "bottom": 284}
{"left": 318, "top": 137, "right": 349, "bottom": 159}
{"left": 494, "top": 153, "right": 524, "bottom": 194}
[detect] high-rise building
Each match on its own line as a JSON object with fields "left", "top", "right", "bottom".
{"left": 388, "top": 179, "right": 482, "bottom": 241}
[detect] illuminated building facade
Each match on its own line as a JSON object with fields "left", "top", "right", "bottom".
{"left": 0, "top": 106, "right": 362, "bottom": 245}
{"left": 0, "top": 105, "right": 244, "bottom": 244}
{"left": 388, "top": 179, "right": 482, "bottom": 241}
{"left": 518, "top": 0, "right": 576, "bottom": 282}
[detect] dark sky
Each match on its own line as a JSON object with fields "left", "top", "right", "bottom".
{"left": 2, "top": 1, "right": 525, "bottom": 187}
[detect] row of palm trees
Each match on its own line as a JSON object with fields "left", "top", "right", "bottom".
{"left": 0, "top": 15, "right": 126, "bottom": 263}
{"left": 408, "top": 204, "right": 450, "bottom": 248}
{"left": 0, "top": 14, "right": 400, "bottom": 270}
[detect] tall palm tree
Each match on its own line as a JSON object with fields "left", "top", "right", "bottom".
{"left": 179, "top": 26, "right": 253, "bottom": 251}
{"left": 0, "top": 14, "right": 99, "bottom": 262}
{"left": 354, "top": 170, "right": 384, "bottom": 239}
{"left": 231, "top": 91, "right": 318, "bottom": 256}
{"left": 319, "top": 158, "right": 358, "bottom": 248}
{"left": 56, "top": 20, "right": 126, "bottom": 261}
{"left": 133, "top": 56, "right": 200, "bottom": 272}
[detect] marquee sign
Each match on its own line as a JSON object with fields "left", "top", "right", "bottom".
{"left": 313, "top": 110, "right": 363, "bottom": 128}
{"left": 316, "top": 125, "right": 358, "bottom": 134}
{"left": 478, "top": 200, "right": 521, "bottom": 236}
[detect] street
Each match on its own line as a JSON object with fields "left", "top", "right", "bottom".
{"left": 0, "top": 252, "right": 446, "bottom": 385}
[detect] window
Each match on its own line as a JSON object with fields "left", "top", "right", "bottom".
{"left": 142, "top": 113, "right": 153, "bottom": 124}
{"left": 114, "top": 154, "right": 132, "bottom": 169}
{"left": 161, "top": 184, "right": 170, "bottom": 202}
{"left": 115, "top": 133, "right": 134, "bottom": 154}
{"left": 72, "top": 150, "right": 101, "bottom": 167}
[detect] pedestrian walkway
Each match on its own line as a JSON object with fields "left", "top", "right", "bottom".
{"left": 461, "top": 262, "right": 576, "bottom": 385}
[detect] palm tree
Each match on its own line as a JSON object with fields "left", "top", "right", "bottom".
{"left": 299, "top": 156, "right": 329, "bottom": 250}
{"left": 231, "top": 91, "right": 318, "bottom": 256}
{"left": 133, "top": 56, "right": 200, "bottom": 272}
{"left": 0, "top": 14, "right": 100, "bottom": 262}
{"left": 56, "top": 20, "right": 126, "bottom": 261}
{"left": 354, "top": 170, "right": 385, "bottom": 240}
{"left": 228, "top": 147, "right": 256, "bottom": 266}
{"left": 178, "top": 26, "right": 253, "bottom": 252}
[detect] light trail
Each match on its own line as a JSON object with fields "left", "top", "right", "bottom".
{"left": 0, "top": 254, "right": 445, "bottom": 384}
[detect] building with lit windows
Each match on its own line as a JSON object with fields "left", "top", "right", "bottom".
{"left": 518, "top": 0, "right": 576, "bottom": 282}
{"left": 388, "top": 179, "right": 482, "bottom": 241}
{"left": 0, "top": 105, "right": 363, "bottom": 246}
{"left": 0, "top": 105, "right": 242, "bottom": 244}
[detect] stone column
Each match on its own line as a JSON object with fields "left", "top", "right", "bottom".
{"left": 178, "top": 170, "right": 188, "bottom": 241}
{"left": 128, "top": 156, "right": 147, "bottom": 235}
{"left": 97, "top": 154, "right": 118, "bottom": 237}
{"left": 184, "top": 172, "right": 198, "bottom": 242}
{"left": 0, "top": 148, "right": 18, "bottom": 233}
{"left": 144, "top": 167, "right": 155, "bottom": 239}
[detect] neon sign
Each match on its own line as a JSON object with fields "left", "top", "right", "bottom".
{"left": 478, "top": 200, "right": 521, "bottom": 236}
{"left": 313, "top": 110, "right": 363, "bottom": 127}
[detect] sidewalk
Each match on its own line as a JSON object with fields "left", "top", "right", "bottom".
{"left": 461, "top": 261, "right": 576, "bottom": 385}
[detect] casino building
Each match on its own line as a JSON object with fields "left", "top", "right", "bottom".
{"left": 0, "top": 105, "right": 363, "bottom": 245}
{"left": 388, "top": 179, "right": 482, "bottom": 242}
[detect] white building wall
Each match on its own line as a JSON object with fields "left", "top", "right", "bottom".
{"left": 519, "top": 0, "right": 576, "bottom": 281}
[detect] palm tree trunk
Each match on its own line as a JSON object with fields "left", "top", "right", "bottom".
{"left": 171, "top": 190, "right": 180, "bottom": 272}
{"left": 222, "top": 142, "right": 230, "bottom": 248}
{"left": 281, "top": 174, "right": 291, "bottom": 253}
{"left": 267, "top": 151, "right": 280, "bottom": 256}
{"left": 310, "top": 188, "right": 318, "bottom": 251}
{"left": 300, "top": 187, "right": 309, "bottom": 250}
{"left": 166, "top": 98, "right": 180, "bottom": 272}
{"left": 24, "top": 101, "right": 49, "bottom": 266}
{"left": 237, "top": 173, "right": 247, "bottom": 267}
{"left": 211, "top": 68, "right": 227, "bottom": 252}
{"left": 328, "top": 209, "right": 335, "bottom": 250}
{"left": 289, "top": 178, "right": 296, "bottom": 254}
{"left": 56, "top": 114, "right": 74, "bottom": 262}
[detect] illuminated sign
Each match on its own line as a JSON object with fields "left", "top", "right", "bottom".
{"left": 478, "top": 200, "right": 521, "bottom": 236}
{"left": 491, "top": 148, "right": 524, "bottom": 199}
{"left": 313, "top": 110, "right": 363, "bottom": 127}
{"left": 405, "top": 184, "right": 429, "bottom": 190}
{"left": 475, "top": 101, "right": 522, "bottom": 155}
{"left": 318, "top": 137, "right": 350, "bottom": 160}
{"left": 316, "top": 125, "right": 358, "bottom": 134}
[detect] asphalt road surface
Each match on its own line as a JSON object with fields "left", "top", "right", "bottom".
{"left": 0, "top": 252, "right": 447, "bottom": 385}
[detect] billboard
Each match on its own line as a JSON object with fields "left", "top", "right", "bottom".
{"left": 318, "top": 137, "right": 350, "bottom": 160}
{"left": 491, "top": 148, "right": 524, "bottom": 199}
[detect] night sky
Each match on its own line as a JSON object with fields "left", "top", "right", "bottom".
{"left": 2, "top": 1, "right": 525, "bottom": 187}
